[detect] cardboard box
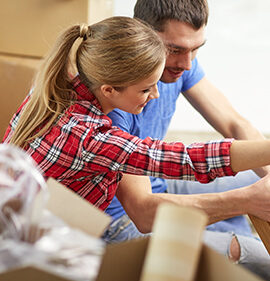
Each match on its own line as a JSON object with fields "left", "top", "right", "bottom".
{"left": 46, "top": 178, "right": 111, "bottom": 238}
{"left": 0, "top": 0, "right": 114, "bottom": 57}
{"left": 97, "top": 237, "right": 263, "bottom": 281}
{"left": 0, "top": 179, "right": 264, "bottom": 281}
{"left": 97, "top": 204, "right": 263, "bottom": 281}
{"left": 0, "top": 55, "right": 41, "bottom": 139}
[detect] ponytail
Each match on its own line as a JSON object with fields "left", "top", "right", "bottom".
{"left": 10, "top": 25, "right": 84, "bottom": 148}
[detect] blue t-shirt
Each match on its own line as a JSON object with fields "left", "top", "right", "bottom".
{"left": 105, "top": 58, "right": 205, "bottom": 220}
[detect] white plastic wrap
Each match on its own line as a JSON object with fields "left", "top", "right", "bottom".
{"left": 0, "top": 143, "right": 48, "bottom": 241}
{"left": 0, "top": 144, "right": 104, "bottom": 281}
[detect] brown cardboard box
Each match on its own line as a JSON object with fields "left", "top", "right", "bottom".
{"left": 0, "top": 180, "right": 264, "bottom": 281}
{"left": 97, "top": 237, "right": 263, "bottom": 281}
{"left": 0, "top": 0, "right": 114, "bottom": 57}
{"left": 0, "top": 55, "right": 41, "bottom": 139}
{"left": 97, "top": 204, "right": 263, "bottom": 281}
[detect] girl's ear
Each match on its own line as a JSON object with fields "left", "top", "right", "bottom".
{"left": 100, "top": 84, "right": 118, "bottom": 99}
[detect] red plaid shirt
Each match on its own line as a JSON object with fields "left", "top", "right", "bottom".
{"left": 3, "top": 77, "right": 236, "bottom": 210}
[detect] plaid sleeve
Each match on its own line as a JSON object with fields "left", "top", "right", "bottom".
{"left": 83, "top": 127, "right": 235, "bottom": 183}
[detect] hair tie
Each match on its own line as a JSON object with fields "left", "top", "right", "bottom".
{"left": 79, "top": 24, "right": 90, "bottom": 41}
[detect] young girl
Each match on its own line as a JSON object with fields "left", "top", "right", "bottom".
{"left": 3, "top": 16, "right": 270, "bottom": 210}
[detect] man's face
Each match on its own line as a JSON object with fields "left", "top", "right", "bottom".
{"left": 157, "top": 20, "right": 206, "bottom": 83}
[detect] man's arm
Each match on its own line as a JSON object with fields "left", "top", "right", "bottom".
{"left": 183, "top": 76, "right": 270, "bottom": 177}
{"left": 116, "top": 173, "right": 270, "bottom": 233}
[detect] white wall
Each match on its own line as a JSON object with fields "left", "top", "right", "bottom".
{"left": 114, "top": 0, "right": 136, "bottom": 16}
{"left": 114, "top": 0, "right": 270, "bottom": 134}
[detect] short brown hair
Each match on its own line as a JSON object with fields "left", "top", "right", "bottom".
{"left": 134, "top": 0, "right": 209, "bottom": 31}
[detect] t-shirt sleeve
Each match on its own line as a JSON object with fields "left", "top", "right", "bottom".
{"left": 181, "top": 58, "right": 205, "bottom": 92}
{"left": 107, "top": 109, "right": 133, "bottom": 133}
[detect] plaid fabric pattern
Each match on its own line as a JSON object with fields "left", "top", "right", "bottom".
{"left": 2, "top": 77, "right": 236, "bottom": 210}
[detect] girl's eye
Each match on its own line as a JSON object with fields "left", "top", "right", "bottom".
{"left": 142, "top": 89, "right": 150, "bottom": 93}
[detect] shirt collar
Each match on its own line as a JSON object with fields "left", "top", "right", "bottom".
{"left": 72, "top": 76, "right": 103, "bottom": 113}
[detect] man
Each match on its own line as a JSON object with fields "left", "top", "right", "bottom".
{"left": 103, "top": 0, "right": 270, "bottom": 278}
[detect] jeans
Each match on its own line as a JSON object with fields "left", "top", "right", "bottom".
{"left": 102, "top": 213, "right": 151, "bottom": 243}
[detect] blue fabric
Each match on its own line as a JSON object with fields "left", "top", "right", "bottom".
{"left": 102, "top": 214, "right": 151, "bottom": 243}
{"left": 105, "top": 58, "right": 204, "bottom": 220}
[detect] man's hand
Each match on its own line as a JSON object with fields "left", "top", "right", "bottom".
{"left": 243, "top": 174, "right": 270, "bottom": 221}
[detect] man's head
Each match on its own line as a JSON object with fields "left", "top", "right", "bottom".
{"left": 134, "top": 0, "right": 208, "bottom": 83}
{"left": 134, "top": 0, "right": 208, "bottom": 32}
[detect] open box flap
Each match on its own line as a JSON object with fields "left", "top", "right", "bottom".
{"left": 46, "top": 178, "right": 111, "bottom": 238}
{"left": 96, "top": 237, "right": 149, "bottom": 281}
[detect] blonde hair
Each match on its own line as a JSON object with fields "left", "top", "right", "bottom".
{"left": 9, "top": 16, "right": 166, "bottom": 148}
